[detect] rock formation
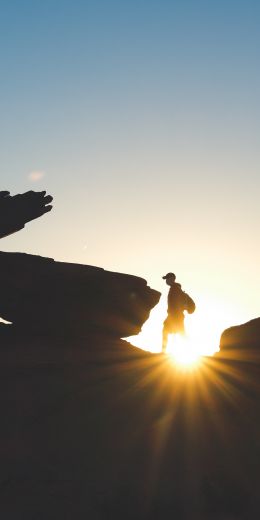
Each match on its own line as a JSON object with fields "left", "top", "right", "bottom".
{"left": 1, "top": 334, "right": 260, "bottom": 518}
{"left": 0, "top": 190, "right": 53, "bottom": 239}
{"left": 0, "top": 190, "right": 160, "bottom": 338}
{"left": 219, "top": 318, "right": 260, "bottom": 360}
{"left": 1, "top": 190, "right": 260, "bottom": 518}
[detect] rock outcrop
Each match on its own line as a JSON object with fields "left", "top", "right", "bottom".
{"left": 0, "top": 251, "right": 160, "bottom": 337}
{"left": 219, "top": 318, "right": 260, "bottom": 360}
{"left": 1, "top": 336, "right": 260, "bottom": 519}
{"left": 0, "top": 190, "right": 53, "bottom": 239}
{"left": 1, "top": 190, "right": 260, "bottom": 517}
{"left": 0, "top": 190, "right": 160, "bottom": 338}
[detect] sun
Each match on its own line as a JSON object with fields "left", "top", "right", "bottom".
{"left": 166, "top": 334, "right": 201, "bottom": 369}
{"left": 126, "top": 292, "right": 245, "bottom": 367}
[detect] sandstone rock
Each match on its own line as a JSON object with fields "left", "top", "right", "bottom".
{"left": 0, "top": 251, "right": 160, "bottom": 337}
{"left": 219, "top": 318, "right": 260, "bottom": 359}
{"left": 0, "top": 190, "right": 52, "bottom": 239}
{"left": 0, "top": 190, "right": 160, "bottom": 338}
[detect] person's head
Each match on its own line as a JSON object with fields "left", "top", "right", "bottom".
{"left": 162, "top": 272, "right": 176, "bottom": 286}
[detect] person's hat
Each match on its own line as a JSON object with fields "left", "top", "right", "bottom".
{"left": 162, "top": 272, "right": 176, "bottom": 280}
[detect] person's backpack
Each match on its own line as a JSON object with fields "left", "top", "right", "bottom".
{"left": 182, "top": 292, "right": 196, "bottom": 314}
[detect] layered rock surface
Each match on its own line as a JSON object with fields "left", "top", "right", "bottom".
{"left": 0, "top": 251, "right": 160, "bottom": 337}
{"left": 0, "top": 334, "right": 260, "bottom": 519}
{"left": 0, "top": 190, "right": 160, "bottom": 337}
{"left": 1, "top": 189, "right": 260, "bottom": 517}
{"left": 219, "top": 318, "right": 260, "bottom": 361}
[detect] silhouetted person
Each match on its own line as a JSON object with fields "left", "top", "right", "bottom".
{"left": 162, "top": 272, "right": 195, "bottom": 353}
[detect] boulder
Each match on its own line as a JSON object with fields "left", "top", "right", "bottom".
{"left": 219, "top": 318, "right": 260, "bottom": 358}
{"left": 0, "top": 251, "right": 160, "bottom": 337}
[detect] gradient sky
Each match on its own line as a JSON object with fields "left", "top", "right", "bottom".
{"left": 1, "top": 0, "right": 259, "bottom": 349}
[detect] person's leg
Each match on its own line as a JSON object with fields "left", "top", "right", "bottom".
{"left": 179, "top": 318, "right": 185, "bottom": 336}
{"left": 162, "top": 325, "right": 168, "bottom": 353}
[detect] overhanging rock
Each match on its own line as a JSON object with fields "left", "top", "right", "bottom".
{"left": 0, "top": 190, "right": 160, "bottom": 338}
{"left": 0, "top": 252, "right": 160, "bottom": 338}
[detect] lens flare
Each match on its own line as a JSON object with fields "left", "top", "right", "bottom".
{"left": 127, "top": 292, "right": 245, "bottom": 367}
{"left": 166, "top": 334, "right": 201, "bottom": 369}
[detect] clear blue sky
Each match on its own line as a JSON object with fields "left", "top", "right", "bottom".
{"left": 1, "top": 0, "right": 259, "bottom": 345}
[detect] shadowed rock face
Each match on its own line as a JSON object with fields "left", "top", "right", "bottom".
{"left": 219, "top": 318, "right": 260, "bottom": 359}
{"left": 0, "top": 251, "right": 160, "bottom": 337}
{"left": 1, "top": 191, "right": 260, "bottom": 518}
{"left": 0, "top": 190, "right": 160, "bottom": 338}
{"left": 0, "top": 336, "right": 260, "bottom": 518}
{"left": 0, "top": 190, "right": 53, "bottom": 238}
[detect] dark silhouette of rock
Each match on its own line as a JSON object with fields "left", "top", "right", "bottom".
{"left": 219, "top": 318, "right": 260, "bottom": 360}
{"left": 0, "top": 251, "right": 160, "bottom": 337}
{"left": 0, "top": 190, "right": 160, "bottom": 337}
{"left": 1, "top": 188, "right": 260, "bottom": 517}
{"left": 0, "top": 335, "right": 259, "bottom": 519}
{"left": 0, "top": 190, "right": 53, "bottom": 238}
